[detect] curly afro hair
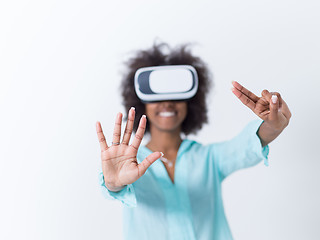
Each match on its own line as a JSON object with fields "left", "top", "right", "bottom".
{"left": 120, "top": 42, "right": 213, "bottom": 135}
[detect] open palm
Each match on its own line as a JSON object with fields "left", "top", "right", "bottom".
{"left": 96, "top": 108, "right": 161, "bottom": 192}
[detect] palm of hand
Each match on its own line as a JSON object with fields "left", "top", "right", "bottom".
{"left": 96, "top": 108, "right": 161, "bottom": 191}
{"left": 102, "top": 145, "right": 139, "bottom": 187}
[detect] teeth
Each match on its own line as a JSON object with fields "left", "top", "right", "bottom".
{"left": 159, "top": 112, "right": 175, "bottom": 117}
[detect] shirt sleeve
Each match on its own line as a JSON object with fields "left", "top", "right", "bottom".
{"left": 213, "top": 119, "right": 270, "bottom": 181}
{"left": 99, "top": 171, "right": 137, "bottom": 208}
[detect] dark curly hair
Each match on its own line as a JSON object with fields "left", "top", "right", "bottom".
{"left": 120, "top": 42, "right": 213, "bottom": 135}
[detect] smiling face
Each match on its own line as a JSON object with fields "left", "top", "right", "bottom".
{"left": 145, "top": 101, "right": 188, "bottom": 133}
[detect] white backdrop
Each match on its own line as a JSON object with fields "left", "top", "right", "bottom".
{"left": 1, "top": 0, "right": 319, "bottom": 239}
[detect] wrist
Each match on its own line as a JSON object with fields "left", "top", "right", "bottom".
{"left": 257, "top": 121, "right": 284, "bottom": 147}
{"left": 103, "top": 174, "right": 125, "bottom": 192}
{"left": 262, "top": 121, "right": 286, "bottom": 134}
{"left": 105, "top": 183, "right": 126, "bottom": 192}
{"left": 261, "top": 121, "right": 281, "bottom": 134}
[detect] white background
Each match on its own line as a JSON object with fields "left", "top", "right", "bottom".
{"left": 1, "top": 0, "right": 319, "bottom": 239}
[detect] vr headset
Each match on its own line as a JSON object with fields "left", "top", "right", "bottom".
{"left": 134, "top": 65, "right": 198, "bottom": 103}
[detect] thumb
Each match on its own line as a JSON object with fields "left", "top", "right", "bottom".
{"left": 270, "top": 94, "right": 280, "bottom": 120}
{"left": 138, "top": 152, "right": 163, "bottom": 177}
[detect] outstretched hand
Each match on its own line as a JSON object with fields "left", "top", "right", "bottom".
{"left": 96, "top": 107, "right": 162, "bottom": 192}
{"left": 231, "top": 81, "right": 292, "bottom": 146}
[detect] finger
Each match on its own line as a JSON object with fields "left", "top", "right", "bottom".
{"left": 271, "top": 94, "right": 291, "bottom": 120}
{"left": 122, "top": 107, "right": 135, "bottom": 145}
{"left": 138, "top": 152, "right": 162, "bottom": 177}
{"left": 232, "top": 86, "right": 256, "bottom": 111}
{"left": 279, "top": 99, "right": 292, "bottom": 120}
{"left": 269, "top": 95, "right": 280, "bottom": 121}
{"left": 264, "top": 90, "right": 291, "bottom": 118}
{"left": 96, "top": 121, "right": 108, "bottom": 152}
{"left": 261, "top": 89, "right": 272, "bottom": 101}
{"left": 130, "top": 115, "right": 146, "bottom": 151}
{"left": 112, "top": 112, "right": 122, "bottom": 145}
{"left": 232, "top": 81, "right": 260, "bottom": 102}
{"left": 270, "top": 92, "right": 283, "bottom": 110}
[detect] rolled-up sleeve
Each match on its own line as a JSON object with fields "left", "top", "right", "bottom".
{"left": 213, "top": 120, "right": 269, "bottom": 181}
{"left": 99, "top": 172, "right": 137, "bottom": 207}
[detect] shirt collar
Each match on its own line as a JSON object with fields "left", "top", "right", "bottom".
{"left": 138, "top": 139, "right": 196, "bottom": 160}
{"left": 137, "top": 139, "right": 196, "bottom": 186}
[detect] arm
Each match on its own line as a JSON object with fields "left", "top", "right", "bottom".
{"left": 215, "top": 119, "right": 270, "bottom": 180}
{"left": 231, "top": 81, "right": 292, "bottom": 147}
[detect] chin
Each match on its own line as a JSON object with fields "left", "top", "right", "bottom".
{"left": 154, "top": 124, "right": 182, "bottom": 133}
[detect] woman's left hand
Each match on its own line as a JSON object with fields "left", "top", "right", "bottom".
{"left": 231, "top": 81, "right": 292, "bottom": 146}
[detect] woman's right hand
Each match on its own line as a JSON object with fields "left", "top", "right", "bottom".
{"left": 96, "top": 107, "right": 162, "bottom": 192}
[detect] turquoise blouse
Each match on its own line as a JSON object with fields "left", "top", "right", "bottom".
{"left": 99, "top": 120, "right": 269, "bottom": 240}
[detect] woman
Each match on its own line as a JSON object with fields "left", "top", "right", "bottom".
{"left": 96, "top": 43, "right": 291, "bottom": 240}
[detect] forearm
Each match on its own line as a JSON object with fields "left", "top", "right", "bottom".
{"left": 257, "top": 121, "right": 284, "bottom": 147}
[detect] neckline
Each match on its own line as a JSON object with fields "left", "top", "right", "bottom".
{"left": 140, "top": 139, "right": 190, "bottom": 160}
{"left": 138, "top": 139, "right": 195, "bottom": 186}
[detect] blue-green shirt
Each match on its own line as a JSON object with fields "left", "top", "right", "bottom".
{"left": 99, "top": 120, "right": 269, "bottom": 240}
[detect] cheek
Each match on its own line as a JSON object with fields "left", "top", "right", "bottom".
{"left": 179, "top": 104, "right": 188, "bottom": 120}
{"left": 182, "top": 109, "right": 188, "bottom": 120}
{"left": 182, "top": 103, "right": 188, "bottom": 113}
{"left": 145, "top": 104, "right": 157, "bottom": 119}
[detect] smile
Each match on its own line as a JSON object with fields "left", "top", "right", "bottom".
{"left": 158, "top": 111, "right": 176, "bottom": 117}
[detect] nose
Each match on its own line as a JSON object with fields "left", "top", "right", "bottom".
{"left": 159, "top": 101, "right": 176, "bottom": 108}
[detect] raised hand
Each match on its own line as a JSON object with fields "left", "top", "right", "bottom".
{"left": 96, "top": 107, "right": 162, "bottom": 192}
{"left": 231, "top": 81, "right": 292, "bottom": 146}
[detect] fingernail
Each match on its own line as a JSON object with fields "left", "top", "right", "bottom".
{"left": 142, "top": 115, "right": 146, "bottom": 118}
{"left": 130, "top": 107, "right": 135, "bottom": 111}
{"left": 160, "top": 152, "right": 164, "bottom": 157}
{"left": 271, "top": 95, "right": 277, "bottom": 104}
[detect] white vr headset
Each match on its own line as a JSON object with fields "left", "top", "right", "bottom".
{"left": 134, "top": 65, "right": 198, "bottom": 103}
